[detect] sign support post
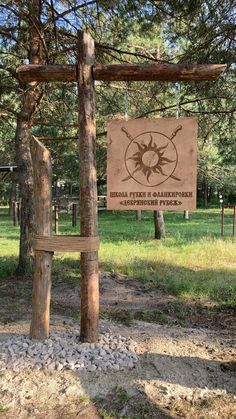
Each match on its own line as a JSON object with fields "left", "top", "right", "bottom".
{"left": 77, "top": 32, "right": 99, "bottom": 342}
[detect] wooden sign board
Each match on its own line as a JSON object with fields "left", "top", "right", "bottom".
{"left": 107, "top": 118, "right": 198, "bottom": 211}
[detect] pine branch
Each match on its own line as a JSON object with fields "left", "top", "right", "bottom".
{"left": 54, "top": 0, "right": 97, "bottom": 21}
{"left": 96, "top": 43, "right": 171, "bottom": 64}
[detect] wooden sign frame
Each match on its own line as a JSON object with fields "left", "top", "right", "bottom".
{"left": 107, "top": 118, "right": 198, "bottom": 211}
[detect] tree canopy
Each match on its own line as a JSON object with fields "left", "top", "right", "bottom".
{"left": 0, "top": 0, "right": 235, "bottom": 203}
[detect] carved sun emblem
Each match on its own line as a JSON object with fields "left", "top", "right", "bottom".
{"left": 127, "top": 135, "right": 174, "bottom": 183}
{"left": 122, "top": 127, "right": 182, "bottom": 187}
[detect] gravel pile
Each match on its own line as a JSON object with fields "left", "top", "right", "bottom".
{"left": 0, "top": 331, "right": 139, "bottom": 373}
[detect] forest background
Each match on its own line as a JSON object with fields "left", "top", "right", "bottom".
{"left": 0, "top": 0, "right": 235, "bottom": 274}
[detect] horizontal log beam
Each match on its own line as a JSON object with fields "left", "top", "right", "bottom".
{"left": 94, "top": 63, "right": 227, "bottom": 81}
{"left": 17, "top": 63, "right": 226, "bottom": 83}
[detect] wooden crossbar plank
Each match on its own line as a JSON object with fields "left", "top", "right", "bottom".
{"left": 17, "top": 63, "right": 227, "bottom": 83}
{"left": 33, "top": 235, "right": 100, "bottom": 252}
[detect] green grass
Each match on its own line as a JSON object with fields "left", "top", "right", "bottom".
{"left": 0, "top": 206, "right": 236, "bottom": 306}
{"left": 93, "top": 386, "right": 171, "bottom": 418}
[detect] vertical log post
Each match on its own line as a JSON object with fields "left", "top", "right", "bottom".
{"left": 77, "top": 31, "right": 99, "bottom": 342}
{"left": 233, "top": 206, "right": 236, "bottom": 237}
{"left": 221, "top": 204, "right": 224, "bottom": 236}
{"left": 30, "top": 137, "right": 53, "bottom": 340}
{"left": 54, "top": 204, "right": 59, "bottom": 234}
{"left": 72, "top": 203, "right": 77, "bottom": 226}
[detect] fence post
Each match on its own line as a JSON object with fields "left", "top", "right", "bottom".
{"left": 17, "top": 201, "right": 21, "bottom": 225}
{"left": 54, "top": 204, "right": 59, "bottom": 234}
{"left": 184, "top": 210, "right": 189, "bottom": 220}
{"left": 233, "top": 206, "right": 236, "bottom": 237}
{"left": 30, "top": 137, "right": 53, "bottom": 340}
{"left": 13, "top": 201, "right": 17, "bottom": 226}
{"left": 78, "top": 31, "right": 99, "bottom": 342}
{"left": 72, "top": 203, "right": 77, "bottom": 226}
{"left": 221, "top": 204, "right": 224, "bottom": 236}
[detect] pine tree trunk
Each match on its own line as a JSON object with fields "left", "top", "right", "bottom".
{"left": 154, "top": 210, "right": 165, "bottom": 239}
{"left": 15, "top": 114, "right": 36, "bottom": 275}
{"left": 15, "top": 0, "right": 43, "bottom": 276}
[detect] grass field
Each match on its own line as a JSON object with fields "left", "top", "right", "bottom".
{"left": 0, "top": 206, "right": 235, "bottom": 307}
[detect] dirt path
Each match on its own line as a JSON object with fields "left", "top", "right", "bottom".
{"left": 0, "top": 272, "right": 235, "bottom": 418}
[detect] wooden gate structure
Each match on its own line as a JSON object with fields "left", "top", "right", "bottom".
{"left": 18, "top": 31, "right": 226, "bottom": 342}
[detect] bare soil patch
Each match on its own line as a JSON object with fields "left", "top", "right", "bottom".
{"left": 52, "top": 271, "right": 236, "bottom": 332}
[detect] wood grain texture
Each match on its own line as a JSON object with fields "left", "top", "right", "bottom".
{"left": 17, "top": 63, "right": 227, "bottom": 83}
{"left": 107, "top": 118, "right": 198, "bottom": 211}
{"left": 30, "top": 137, "right": 53, "bottom": 340}
{"left": 94, "top": 63, "right": 227, "bottom": 81}
{"left": 77, "top": 31, "right": 99, "bottom": 343}
{"left": 33, "top": 235, "right": 99, "bottom": 252}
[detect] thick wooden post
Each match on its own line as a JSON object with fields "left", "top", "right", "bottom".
{"left": 30, "top": 137, "right": 53, "bottom": 340}
{"left": 54, "top": 204, "right": 59, "bottom": 234}
{"left": 77, "top": 31, "right": 99, "bottom": 342}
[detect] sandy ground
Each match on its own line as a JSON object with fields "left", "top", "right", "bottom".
{"left": 0, "top": 272, "right": 235, "bottom": 418}
{"left": 0, "top": 316, "right": 235, "bottom": 418}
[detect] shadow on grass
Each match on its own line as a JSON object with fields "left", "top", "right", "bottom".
{"left": 0, "top": 235, "right": 20, "bottom": 240}
{"left": 0, "top": 256, "right": 18, "bottom": 278}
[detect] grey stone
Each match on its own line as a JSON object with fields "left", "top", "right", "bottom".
{"left": 56, "top": 362, "right": 64, "bottom": 371}
{"left": 88, "top": 364, "right": 97, "bottom": 372}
